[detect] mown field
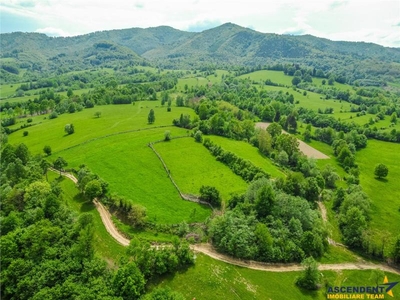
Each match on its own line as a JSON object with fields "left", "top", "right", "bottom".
{"left": 208, "top": 135, "right": 285, "bottom": 178}
{"left": 52, "top": 129, "right": 212, "bottom": 224}
{"left": 150, "top": 254, "right": 400, "bottom": 300}
{"left": 356, "top": 140, "right": 400, "bottom": 244}
{"left": 8, "top": 101, "right": 195, "bottom": 154}
{"left": 153, "top": 137, "right": 248, "bottom": 201}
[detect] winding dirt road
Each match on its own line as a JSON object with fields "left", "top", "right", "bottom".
{"left": 53, "top": 170, "right": 400, "bottom": 275}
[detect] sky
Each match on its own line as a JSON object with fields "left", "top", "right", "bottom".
{"left": 1, "top": 0, "right": 399, "bottom": 47}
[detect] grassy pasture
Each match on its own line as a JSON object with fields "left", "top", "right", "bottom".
{"left": 207, "top": 69, "right": 230, "bottom": 84}
{"left": 356, "top": 140, "right": 400, "bottom": 243}
{"left": 207, "top": 135, "right": 285, "bottom": 178}
{"left": 8, "top": 101, "right": 195, "bottom": 154}
{"left": 153, "top": 137, "right": 248, "bottom": 201}
{"left": 150, "top": 253, "right": 400, "bottom": 300}
{"left": 238, "top": 70, "right": 293, "bottom": 86}
{"left": 52, "top": 128, "right": 211, "bottom": 224}
{"left": 0, "top": 83, "right": 21, "bottom": 98}
{"left": 176, "top": 77, "right": 209, "bottom": 91}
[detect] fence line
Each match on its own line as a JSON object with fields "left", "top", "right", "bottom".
{"left": 148, "top": 138, "right": 213, "bottom": 209}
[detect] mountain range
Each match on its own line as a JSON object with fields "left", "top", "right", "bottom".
{"left": 1, "top": 23, "right": 400, "bottom": 84}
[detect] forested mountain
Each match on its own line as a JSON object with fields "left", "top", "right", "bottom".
{"left": 1, "top": 23, "right": 400, "bottom": 84}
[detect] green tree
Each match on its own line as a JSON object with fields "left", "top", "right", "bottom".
{"left": 303, "top": 129, "right": 312, "bottom": 142}
{"left": 127, "top": 205, "right": 147, "bottom": 228}
{"left": 292, "top": 76, "right": 301, "bottom": 86}
{"left": 374, "top": 163, "right": 388, "bottom": 179}
{"left": 194, "top": 130, "right": 203, "bottom": 143}
{"left": 43, "top": 145, "right": 52, "bottom": 156}
{"left": 340, "top": 206, "right": 367, "bottom": 248}
{"left": 148, "top": 109, "right": 155, "bottom": 124}
{"left": 64, "top": 123, "right": 74, "bottom": 135}
{"left": 84, "top": 179, "right": 103, "bottom": 200}
{"left": 390, "top": 112, "right": 397, "bottom": 124}
{"left": 255, "top": 184, "right": 275, "bottom": 219}
{"left": 94, "top": 111, "right": 101, "bottom": 118}
{"left": 199, "top": 185, "right": 221, "bottom": 207}
{"left": 53, "top": 157, "right": 68, "bottom": 176}
{"left": 164, "top": 130, "right": 171, "bottom": 141}
{"left": 113, "top": 262, "right": 146, "bottom": 299}
{"left": 296, "top": 257, "right": 320, "bottom": 290}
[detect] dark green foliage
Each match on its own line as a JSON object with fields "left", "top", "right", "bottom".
{"left": 164, "top": 130, "right": 171, "bottom": 141}
{"left": 113, "top": 262, "right": 145, "bottom": 299}
{"left": 203, "top": 139, "right": 268, "bottom": 182}
{"left": 148, "top": 109, "right": 155, "bottom": 124}
{"left": 374, "top": 163, "right": 388, "bottom": 179}
{"left": 210, "top": 178, "right": 327, "bottom": 263}
{"left": 84, "top": 179, "right": 103, "bottom": 200}
{"left": 199, "top": 185, "right": 221, "bottom": 207}
{"left": 64, "top": 123, "right": 75, "bottom": 135}
{"left": 296, "top": 257, "right": 320, "bottom": 290}
{"left": 43, "top": 145, "right": 52, "bottom": 156}
{"left": 53, "top": 157, "right": 67, "bottom": 176}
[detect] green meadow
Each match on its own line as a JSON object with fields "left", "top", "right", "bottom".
{"left": 208, "top": 135, "right": 285, "bottom": 178}
{"left": 238, "top": 70, "right": 293, "bottom": 85}
{"left": 52, "top": 129, "right": 211, "bottom": 224}
{"left": 150, "top": 253, "right": 400, "bottom": 300}
{"left": 9, "top": 101, "right": 195, "bottom": 154}
{"left": 356, "top": 140, "right": 400, "bottom": 244}
{"left": 153, "top": 137, "right": 248, "bottom": 201}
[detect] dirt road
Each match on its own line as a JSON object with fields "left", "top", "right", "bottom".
{"left": 54, "top": 170, "right": 400, "bottom": 275}
{"left": 255, "top": 122, "right": 329, "bottom": 159}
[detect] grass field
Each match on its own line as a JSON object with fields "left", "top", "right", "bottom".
{"left": 48, "top": 171, "right": 126, "bottom": 261}
{"left": 8, "top": 101, "right": 195, "bottom": 154}
{"left": 208, "top": 135, "right": 285, "bottom": 178}
{"left": 356, "top": 140, "right": 400, "bottom": 245}
{"left": 150, "top": 253, "right": 400, "bottom": 300}
{"left": 51, "top": 129, "right": 211, "bottom": 224}
{"left": 238, "top": 70, "right": 293, "bottom": 86}
{"left": 176, "top": 77, "right": 209, "bottom": 91}
{"left": 153, "top": 137, "right": 248, "bottom": 201}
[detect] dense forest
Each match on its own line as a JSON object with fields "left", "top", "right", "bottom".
{"left": 2, "top": 23, "right": 400, "bottom": 85}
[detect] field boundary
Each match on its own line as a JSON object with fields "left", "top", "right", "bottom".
{"left": 148, "top": 137, "right": 214, "bottom": 209}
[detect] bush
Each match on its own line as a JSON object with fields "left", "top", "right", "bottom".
{"left": 27, "top": 118, "right": 33, "bottom": 123}
{"left": 49, "top": 112, "right": 58, "bottom": 119}
{"left": 199, "top": 185, "right": 221, "bottom": 207}
{"left": 23, "top": 131, "right": 28, "bottom": 136}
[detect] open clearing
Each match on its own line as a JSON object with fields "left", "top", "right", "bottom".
{"left": 54, "top": 129, "right": 211, "bottom": 224}
{"left": 256, "top": 122, "right": 330, "bottom": 159}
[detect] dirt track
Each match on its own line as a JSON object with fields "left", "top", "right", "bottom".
{"left": 53, "top": 170, "right": 400, "bottom": 275}
{"left": 255, "top": 122, "right": 329, "bottom": 159}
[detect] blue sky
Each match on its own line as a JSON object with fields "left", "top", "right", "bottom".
{"left": 1, "top": 0, "right": 399, "bottom": 47}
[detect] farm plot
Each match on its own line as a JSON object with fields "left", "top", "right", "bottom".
{"left": 153, "top": 137, "right": 248, "bottom": 201}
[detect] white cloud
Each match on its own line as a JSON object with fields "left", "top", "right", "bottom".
{"left": 1, "top": 0, "right": 399, "bottom": 47}
{"left": 35, "top": 27, "right": 71, "bottom": 37}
